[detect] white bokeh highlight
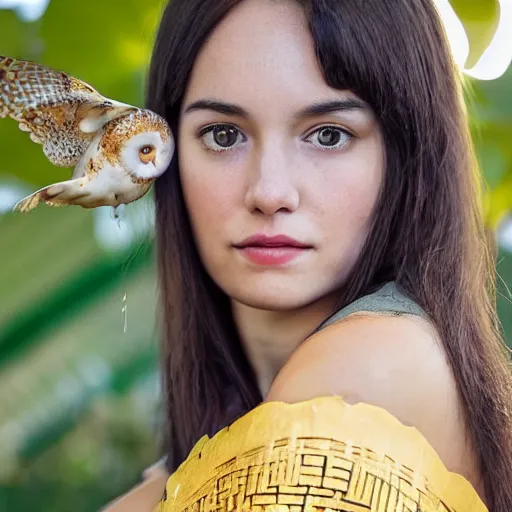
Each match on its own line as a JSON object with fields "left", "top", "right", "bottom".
{"left": 93, "top": 197, "right": 156, "bottom": 253}
{"left": 0, "top": 180, "right": 32, "bottom": 214}
{"left": 435, "top": 0, "right": 512, "bottom": 80}
{"left": 0, "top": 0, "right": 50, "bottom": 22}
{"left": 498, "top": 216, "right": 512, "bottom": 253}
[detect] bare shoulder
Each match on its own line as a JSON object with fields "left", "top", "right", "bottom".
{"left": 266, "top": 312, "right": 483, "bottom": 495}
{"left": 100, "top": 462, "right": 169, "bottom": 512}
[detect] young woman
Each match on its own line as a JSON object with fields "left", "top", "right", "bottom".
{"left": 103, "top": 0, "right": 512, "bottom": 510}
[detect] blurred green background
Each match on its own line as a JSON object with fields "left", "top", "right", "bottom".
{"left": 0, "top": 0, "right": 511, "bottom": 510}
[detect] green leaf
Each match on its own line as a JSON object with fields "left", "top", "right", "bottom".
{"left": 449, "top": 0, "right": 501, "bottom": 69}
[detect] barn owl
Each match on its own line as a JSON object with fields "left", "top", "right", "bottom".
{"left": 0, "top": 56, "right": 174, "bottom": 213}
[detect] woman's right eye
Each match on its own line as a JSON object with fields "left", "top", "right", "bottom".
{"left": 198, "top": 124, "right": 247, "bottom": 153}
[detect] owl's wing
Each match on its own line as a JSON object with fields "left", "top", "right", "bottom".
{"left": 0, "top": 56, "right": 138, "bottom": 167}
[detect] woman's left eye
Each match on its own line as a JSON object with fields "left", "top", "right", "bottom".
{"left": 306, "top": 126, "right": 353, "bottom": 150}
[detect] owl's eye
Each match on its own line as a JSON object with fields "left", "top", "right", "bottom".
{"left": 139, "top": 145, "right": 156, "bottom": 164}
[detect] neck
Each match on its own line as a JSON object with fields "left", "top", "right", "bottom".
{"left": 231, "top": 295, "right": 337, "bottom": 397}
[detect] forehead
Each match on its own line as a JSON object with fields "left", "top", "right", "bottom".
{"left": 183, "top": 0, "right": 344, "bottom": 113}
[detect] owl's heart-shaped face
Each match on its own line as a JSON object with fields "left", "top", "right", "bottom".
{"left": 120, "top": 130, "right": 175, "bottom": 180}
{"left": 98, "top": 109, "right": 175, "bottom": 180}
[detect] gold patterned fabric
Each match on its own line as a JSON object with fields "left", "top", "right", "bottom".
{"left": 154, "top": 397, "right": 487, "bottom": 512}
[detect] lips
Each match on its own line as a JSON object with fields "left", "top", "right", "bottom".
{"left": 234, "top": 234, "right": 313, "bottom": 266}
{"left": 234, "top": 234, "right": 312, "bottom": 249}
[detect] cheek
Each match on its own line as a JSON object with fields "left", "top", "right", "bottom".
{"left": 313, "top": 158, "right": 382, "bottom": 285}
{"left": 312, "top": 152, "right": 383, "bottom": 241}
{"left": 178, "top": 148, "right": 238, "bottom": 244}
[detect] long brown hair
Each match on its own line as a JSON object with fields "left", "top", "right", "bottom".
{"left": 146, "top": 0, "right": 512, "bottom": 508}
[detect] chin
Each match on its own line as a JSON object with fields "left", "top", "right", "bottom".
{"left": 233, "top": 294, "right": 309, "bottom": 312}
{"left": 224, "top": 279, "right": 325, "bottom": 312}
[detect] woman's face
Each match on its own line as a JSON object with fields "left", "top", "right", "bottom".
{"left": 178, "top": 0, "right": 384, "bottom": 311}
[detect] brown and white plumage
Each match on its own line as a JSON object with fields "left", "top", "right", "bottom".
{"left": 0, "top": 56, "right": 174, "bottom": 212}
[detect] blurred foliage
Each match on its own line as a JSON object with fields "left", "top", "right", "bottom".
{"left": 0, "top": 242, "right": 161, "bottom": 510}
{"left": 449, "top": 0, "right": 512, "bottom": 230}
{"left": 447, "top": 0, "right": 512, "bottom": 229}
{"left": 0, "top": 384, "right": 161, "bottom": 512}
{"left": 0, "top": 0, "right": 511, "bottom": 511}
{"left": 449, "top": 0, "right": 501, "bottom": 68}
{"left": 474, "top": 69, "right": 512, "bottom": 228}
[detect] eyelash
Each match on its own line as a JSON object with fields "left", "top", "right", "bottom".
{"left": 196, "top": 124, "right": 354, "bottom": 154}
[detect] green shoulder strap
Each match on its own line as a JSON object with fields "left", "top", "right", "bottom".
{"left": 315, "top": 282, "right": 429, "bottom": 333}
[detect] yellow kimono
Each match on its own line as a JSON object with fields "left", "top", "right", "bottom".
{"left": 154, "top": 396, "right": 487, "bottom": 512}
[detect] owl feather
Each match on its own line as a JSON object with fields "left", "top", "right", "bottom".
{"left": 0, "top": 56, "right": 137, "bottom": 167}
{"left": 0, "top": 56, "right": 174, "bottom": 213}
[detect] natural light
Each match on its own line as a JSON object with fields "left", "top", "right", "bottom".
{"left": 0, "top": 0, "right": 50, "bottom": 22}
{"left": 435, "top": 0, "right": 512, "bottom": 80}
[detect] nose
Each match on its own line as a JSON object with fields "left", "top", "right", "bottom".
{"left": 244, "top": 139, "right": 300, "bottom": 215}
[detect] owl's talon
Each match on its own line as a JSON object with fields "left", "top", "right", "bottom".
{"left": 12, "top": 194, "right": 40, "bottom": 213}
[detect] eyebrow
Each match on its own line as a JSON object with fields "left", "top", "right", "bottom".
{"left": 183, "top": 98, "right": 368, "bottom": 120}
